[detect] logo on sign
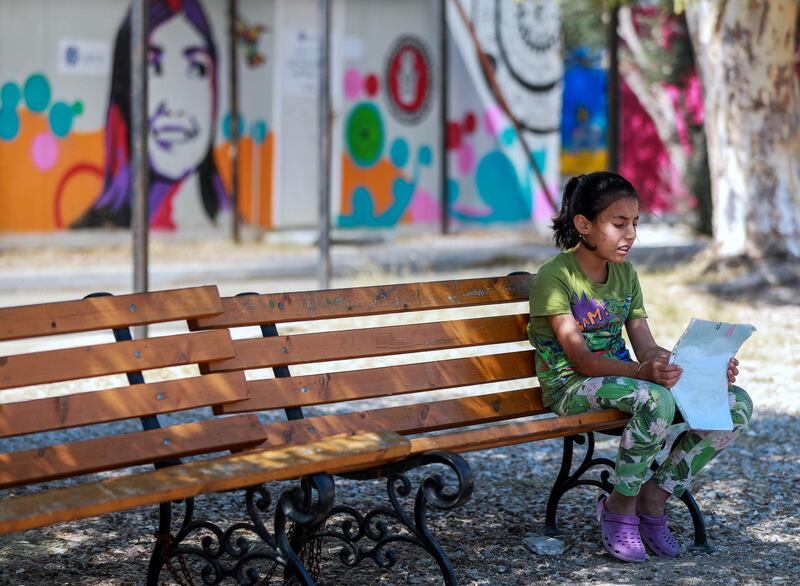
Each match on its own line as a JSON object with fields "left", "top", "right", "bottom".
{"left": 385, "top": 36, "right": 432, "bottom": 125}
{"left": 58, "top": 40, "right": 111, "bottom": 76}
{"left": 65, "top": 46, "right": 80, "bottom": 66}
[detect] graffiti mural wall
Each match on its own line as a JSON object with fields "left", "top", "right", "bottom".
{"left": 446, "top": 0, "right": 562, "bottom": 227}
{"left": 0, "top": 0, "right": 274, "bottom": 233}
{"left": 1, "top": 0, "right": 565, "bottom": 235}
{"left": 561, "top": 48, "right": 607, "bottom": 177}
{"left": 334, "top": 0, "right": 441, "bottom": 228}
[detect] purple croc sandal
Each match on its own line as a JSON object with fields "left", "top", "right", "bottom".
{"left": 638, "top": 511, "right": 681, "bottom": 558}
{"left": 596, "top": 496, "right": 648, "bottom": 563}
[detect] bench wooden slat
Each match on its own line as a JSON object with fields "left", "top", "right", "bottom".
{"left": 0, "top": 431, "right": 410, "bottom": 536}
{"left": 0, "top": 414, "right": 265, "bottom": 489}
{"left": 257, "top": 388, "right": 546, "bottom": 448}
{"left": 0, "top": 372, "right": 249, "bottom": 438}
{"left": 0, "top": 286, "right": 223, "bottom": 342}
{"left": 407, "top": 410, "right": 630, "bottom": 454}
{"left": 191, "top": 275, "right": 531, "bottom": 329}
{"left": 204, "top": 315, "right": 528, "bottom": 373}
{"left": 218, "top": 351, "right": 535, "bottom": 414}
{"left": 0, "top": 330, "right": 234, "bottom": 390}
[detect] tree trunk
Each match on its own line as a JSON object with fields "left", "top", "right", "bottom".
{"left": 685, "top": 0, "right": 800, "bottom": 260}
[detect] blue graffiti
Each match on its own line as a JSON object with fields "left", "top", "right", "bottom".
{"left": 1, "top": 76, "right": 84, "bottom": 141}
{"left": 449, "top": 148, "right": 545, "bottom": 224}
{"left": 562, "top": 48, "right": 607, "bottom": 152}
{"left": 338, "top": 142, "right": 433, "bottom": 228}
{"left": 338, "top": 185, "right": 411, "bottom": 228}
{"left": 390, "top": 137, "right": 409, "bottom": 167}
{"left": 250, "top": 119, "right": 268, "bottom": 144}
{"left": 49, "top": 101, "right": 74, "bottom": 137}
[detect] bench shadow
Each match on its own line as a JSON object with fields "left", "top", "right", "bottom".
{"left": 1, "top": 410, "right": 797, "bottom": 585}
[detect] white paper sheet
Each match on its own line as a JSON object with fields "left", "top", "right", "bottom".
{"left": 668, "top": 318, "right": 756, "bottom": 431}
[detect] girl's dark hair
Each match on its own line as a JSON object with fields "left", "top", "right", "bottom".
{"left": 551, "top": 172, "right": 638, "bottom": 250}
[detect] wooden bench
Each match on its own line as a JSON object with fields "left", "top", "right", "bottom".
{"left": 186, "top": 274, "right": 712, "bottom": 584}
{"left": 0, "top": 286, "right": 410, "bottom": 585}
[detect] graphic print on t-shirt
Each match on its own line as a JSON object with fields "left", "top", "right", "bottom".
{"left": 571, "top": 291, "right": 612, "bottom": 332}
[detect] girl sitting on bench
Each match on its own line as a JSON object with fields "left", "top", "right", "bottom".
{"left": 528, "top": 171, "right": 752, "bottom": 562}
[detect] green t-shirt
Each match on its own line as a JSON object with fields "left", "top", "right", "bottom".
{"left": 527, "top": 250, "right": 648, "bottom": 406}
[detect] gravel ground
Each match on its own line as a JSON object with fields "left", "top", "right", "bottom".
{"left": 0, "top": 244, "right": 797, "bottom": 586}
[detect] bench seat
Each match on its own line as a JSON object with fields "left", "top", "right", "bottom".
{"left": 0, "top": 430, "right": 409, "bottom": 536}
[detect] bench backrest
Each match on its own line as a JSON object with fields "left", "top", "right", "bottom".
{"left": 0, "top": 286, "right": 265, "bottom": 491}
{"left": 189, "top": 275, "right": 541, "bottom": 450}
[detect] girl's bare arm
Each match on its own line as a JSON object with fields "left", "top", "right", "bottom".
{"left": 547, "top": 314, "right": 641, "bottom": 378}
{"left": 547, "top": 314, "right": 682, "bottom": 387}
{"left": 625, "top": 318, "right": 670, "bottom": 363}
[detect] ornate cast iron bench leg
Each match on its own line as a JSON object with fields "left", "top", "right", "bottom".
{"left": 544, "top": 430, "right": 712, "bottom": 552}
{"left": 544, "top": 433, "right": 614, "bottom": 537}
{"left": 310, "top": 451, "right": 474, "bottom": 586}
{"left": 146, "top": 474, "right": 335, "bottom": 585}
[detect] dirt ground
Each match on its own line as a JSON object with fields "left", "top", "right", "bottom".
{"left": 0, "top": 243, "right": 797, "bottom": 585}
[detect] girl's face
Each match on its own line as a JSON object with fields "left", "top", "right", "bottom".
{"left": 147, "top": 15, "right": 214, "bottom": 180}
{"left": 576, "top": 196, "right": 639, "bottom": 263}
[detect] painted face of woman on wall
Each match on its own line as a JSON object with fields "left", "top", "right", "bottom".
{"left": 147, "top": 14, "right": 213, "bottom": 181}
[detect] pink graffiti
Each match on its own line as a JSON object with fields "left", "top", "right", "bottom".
{"left": 31, "top": 132, "right": 59, "bottom": 170}
{"left": 344, "top": 68, "right": 363, "bottom": 101}
{"left": 534, "top": 185, "right": 559, "bottom": 221}
{"left": 484, "top": 105, "right": 504, "bottom": 138}
{"left": 408, "top": 189, "right": 439, "bottom": 223}
{"left": 452, "top": 202, "right": 491, "bottom": 217}
{"left": 457, "top": 143, "right": 475, "bottom": 175}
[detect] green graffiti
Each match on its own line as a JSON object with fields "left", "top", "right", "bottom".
{"left": 346, "top": 103, "right": 384, "bottom": 167}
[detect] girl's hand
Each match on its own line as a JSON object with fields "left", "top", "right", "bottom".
{"left": 727, "top": 357, "right": 739, "bottom": 386}
{"left": 640, "top": 356, "right": 683, "bottom": 389}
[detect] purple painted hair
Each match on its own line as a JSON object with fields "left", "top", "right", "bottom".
{"left": 73, "top": 0, "right": 227, "bottom": 228}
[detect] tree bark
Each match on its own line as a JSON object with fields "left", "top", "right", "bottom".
{"left": 686, "top": 0, "right": 800, "bottom": 259}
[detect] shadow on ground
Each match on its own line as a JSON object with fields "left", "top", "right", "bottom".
{"left": 1, "top": 411, "right": 796, "bottom": 585}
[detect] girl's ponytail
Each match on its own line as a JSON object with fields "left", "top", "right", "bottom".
{"left": 552, "top": 175, "right": 582, "bottom": 250}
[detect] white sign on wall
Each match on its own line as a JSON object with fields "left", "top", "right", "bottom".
{"left": 57, "top": 39, "right": 111, "bottom": 76}
{"left": 281, "top": 28, "right": 319, "bottom": 98}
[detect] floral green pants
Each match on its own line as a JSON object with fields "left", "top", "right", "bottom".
{"left": 550, "top": 376, "right": 753, "bottom": 497}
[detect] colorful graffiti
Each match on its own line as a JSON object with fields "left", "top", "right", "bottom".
{"left": 446, "top": 105, "right": 548, "bottom": 224}
{"left": 338, "top": 61, "right": 435, "bottom": 228}
{"left": 446, "top": 0, "right": 561, "bottom": 228}
{"left": 385, "top": 36, "right": 433, "bottom": 125}
{"left": 1, "top": 74, "right": 84, "bottom": 153}
{"left": 73, "top": 0, "right": 228, "bottom": 230}
{"left": 216, "top": 113, "right": 273, "bottom": 229}
{"left": 0, "top": 0, "right": 273, "bottom": 233}
{"left": 489, "top": 0, "right": 561, "bottom": 134}
{"left": 0, "top": 73, "right": 102, "bottom": 232}
{"left": 561, "top": 48, "right": 608, "bottom": 176}
{"left": 0, "top": 70, "right": 272, "bottom": 232}
{"left": 235, "top": 17, "right": 268, "bottom": 69}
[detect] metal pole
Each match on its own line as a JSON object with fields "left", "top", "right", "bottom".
{"left": 607, "top": 5, "right": 620, "bottom": 173}
{"left": 229, "top": 0, "right": 241, "bottom": 243}
{"left": 439, "top": 0, "right": 449, "bottom": 235}
{"left": 131, "top": 0, "right": 149, "bottom": 316}
{"left": 318, "top": 0, "right": 332, "bottom": 288}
